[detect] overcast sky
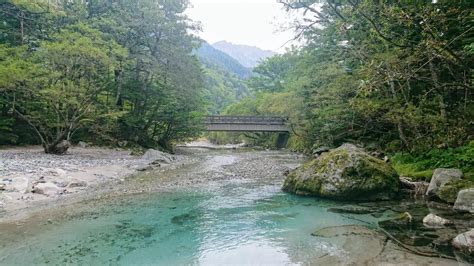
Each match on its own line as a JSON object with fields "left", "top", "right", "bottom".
{"left": 186, "top": 0, "right": 295, "bottom": 52}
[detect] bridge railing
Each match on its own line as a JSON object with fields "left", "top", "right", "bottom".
{"left": 205, "top": 116, "right": 287, "bottom": 125}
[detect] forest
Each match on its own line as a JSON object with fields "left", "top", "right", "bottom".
{"left": 219, "top": 0, "right": 474, "bottom": 179}
{"left": 0, "top": 0, "right": 206, "bottom": 153}
{"left": 0, "top": 0, "right": 473, "bottom": 178}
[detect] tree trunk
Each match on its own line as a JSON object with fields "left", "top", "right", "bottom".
{"left": 388, "top": 79, "right": 410, "bottom": 150}
{"left": 44, "top": 139, "right": 70, "bottom": 154}
{"left": 114, "top": 67, "right": 124, "bottom": 109}
{"left": 429, "top": 60, "right": 446, "bottom": 121}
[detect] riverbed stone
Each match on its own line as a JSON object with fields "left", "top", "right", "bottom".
{"left": 311, "top": 225, "right": 386, "bottom": 264}
{"left": 426, "top": 168, "right": 463, "bottom": 198}
{"left": 453, "top": 188, "right": 474, "bottom": 213}
{"left": 422, "top": 213, "right": 453, "bottom": 228}
{"left": 327, "top": 205, "right": 375, "bottom": 214}
{"left": 379, "top": 212, "right": 413, "bottom": 230}
{"left": 9, "top": 177, "right": 31, "bottom": 194}
{"left": 452, "top": 229, "right": 474, "bottom": 259}
{"left": 67, "top": 179, "right": 88, "bottom": 188}
{"left": 142, "top": 149, "right": 172, "bottom": 164}
{"left": 282, "top": 143, "right": 399, "bottom": 200}
{"left": 77, "top": 141, "right": 88, "bottom": 148}
{"left": 32, "top": 182, "right": 62, "bottom": 196}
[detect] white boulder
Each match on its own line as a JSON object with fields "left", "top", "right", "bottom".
{"left": 454, "top": 188, "right": 474, "bottom": 213}
{"left": 452, "top": 229, "right": 474, "bottom": 257}
{"left": 32, "top": 182, "right": 62, "bottom": 196}
{"left": 422, "top": 213, "right": 453, "bottom": 228}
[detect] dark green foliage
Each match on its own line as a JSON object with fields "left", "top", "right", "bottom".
{"left": 0, "top": 116, "right": 17, "bottom": 144}
{"left": 0, "top": 0, "right": 207, "bottom": 153}
{"left": 228, "top": 1, "right": 473, "bottom": 156}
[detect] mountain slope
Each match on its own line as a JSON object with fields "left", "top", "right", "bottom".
{"left": 197, "top": 42, "right": 252, "bottom": 79}
{"left": 196, "top": 42, "right": 250, "bottom": 114}
{"left": 212, "top": 41, "right": 276, "bottom": 68}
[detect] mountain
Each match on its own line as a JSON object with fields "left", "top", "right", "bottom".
{"left": 196, "top": 42, "right": 250, "bottom": 114}
{"left": 212, "top": 41, "right": 276, "bottom": 68}
{"left": 197, "top": 42, "right": 252, "bottom": 79}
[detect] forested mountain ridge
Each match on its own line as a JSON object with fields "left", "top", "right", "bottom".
{"left": 213, "top": 40, "right": 275, "bottom": 68}
{"left": 197, "top": 42, "right": 252, "bottom": 79}
{"left": 196, "top": 42, "right": 250, "bottom": 115}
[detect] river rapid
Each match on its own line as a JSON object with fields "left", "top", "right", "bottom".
{"left": 0, "top": 148, "right": 460, "bottom": 265}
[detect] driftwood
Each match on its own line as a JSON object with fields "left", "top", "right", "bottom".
{"left": 400, "top": 177, "right": 429, "bottom": 198}
{"left": 377, "top": 226, "right": 457, "bottom": 260}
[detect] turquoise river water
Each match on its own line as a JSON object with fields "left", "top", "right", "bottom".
{"left": 0, "top": 149, "right": 462, "bottom": 265}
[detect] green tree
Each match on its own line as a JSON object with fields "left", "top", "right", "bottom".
{"left": 0, "top": 24, "right": 126, "bottom": 153}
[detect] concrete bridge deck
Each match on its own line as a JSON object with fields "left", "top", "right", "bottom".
{"left": 204, "top": 115, "right": 289, "bottom": 132}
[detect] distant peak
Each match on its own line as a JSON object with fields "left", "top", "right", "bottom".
{"left": 211, "top": 41, "right": 276, "bottom": 68}
{"left": 212, "top": 40, "right": 275, "bottom": 53}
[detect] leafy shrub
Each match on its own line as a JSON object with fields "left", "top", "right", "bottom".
{"left": 392, "top": 141, "right": 474, "bottom": 181}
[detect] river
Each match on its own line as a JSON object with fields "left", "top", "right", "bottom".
{"left": 0, "top": 148, "right": 459, "bottom": 265}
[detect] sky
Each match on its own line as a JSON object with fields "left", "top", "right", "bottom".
{"left": 186, "top": 0, "right": 295, "bottom": 53}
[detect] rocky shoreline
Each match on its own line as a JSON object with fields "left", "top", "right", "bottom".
{"left": 0, "top": 145, "right": 185, "bottom": 216}
{"left": 283, "top": 143, "right": 474, "bottom": 263}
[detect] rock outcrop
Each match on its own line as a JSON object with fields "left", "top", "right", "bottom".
{"left": 453, "top": 188, "right": 474, "bottom": 213}
{"left": 426, "top": 168, "right": 462, "bottom": 198}
{"left": 282, "top": 144, "right": 400, "bottom": 200}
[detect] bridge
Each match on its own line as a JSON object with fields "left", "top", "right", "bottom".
{"left": 204, "top": 115, "right": 290, "bottom": 148}
{"left": 204, "top": 115, "right": 289, "bottom": 132}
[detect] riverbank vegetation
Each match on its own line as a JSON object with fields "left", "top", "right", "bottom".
{"left": 219, "top": 1, "right": 473, "bottom": 177}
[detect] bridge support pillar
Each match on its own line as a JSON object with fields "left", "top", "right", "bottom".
{"left": 276, "top": 132, "right": 289, "bottom": 149}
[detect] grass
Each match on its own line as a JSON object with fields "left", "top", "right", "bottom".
{"left": 391, "top": 141, "right": 474, "bottom": 182}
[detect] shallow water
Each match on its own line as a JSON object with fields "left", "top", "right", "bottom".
{"left": 0, "top": 181, "right": 378, "bottom": 264}
{"left": 0, "top": 150, "right": 464, "bottom": 265}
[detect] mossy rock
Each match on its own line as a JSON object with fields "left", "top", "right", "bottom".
{"left": 378, "top": 212, "right": 413, "bottom": 230}
{"left": 437, "top": 180, "right": 474, "bottom": 204}
{"left": 282, "top": 144, "right": 400, "bottom": 200}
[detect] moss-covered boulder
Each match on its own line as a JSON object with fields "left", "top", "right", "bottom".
{"left": 426, "top": 168, "right": 463, "bottom": 197}
{"left": 437, "top": 179, "right": 474, "bottom": 203}
{"left": 282, "top": 144, "right": 400, "bottom": 200}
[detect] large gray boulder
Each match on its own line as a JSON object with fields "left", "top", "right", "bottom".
{"left": 426, "top": 168, "right": 463, "bottom": 197}
{"left": 282, "top": 144, "right": 400, "bottom": 200}
{"left": 453, "top": 188, "right": 474, "bottom": 213}
{"left": 452, "top": 229, "right": 474, "bottom": 258}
